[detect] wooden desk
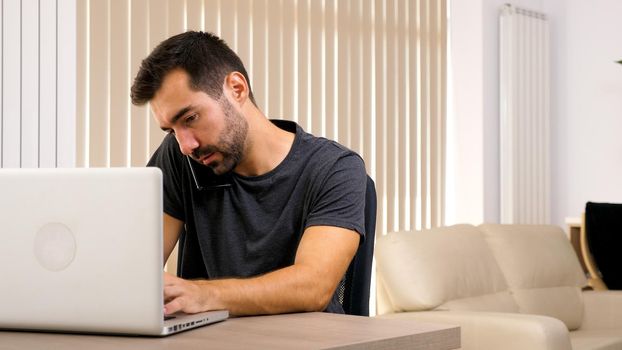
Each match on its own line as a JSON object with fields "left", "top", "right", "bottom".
{"left": 0, "top": 312, "right": 460, "bottom": 350}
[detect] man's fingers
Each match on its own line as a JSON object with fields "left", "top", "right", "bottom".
{"left": 164, "top": 298, "right": 183, "bottom": 315}
{"left": 162, "top": 273, "right": 207, "bottom": 315}
{"left": 164, "top": 284, "right": 182, "bottom": 296}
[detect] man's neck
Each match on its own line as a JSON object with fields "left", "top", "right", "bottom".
{"left": 233, "top": 109, "right": 295, "bottom": 177}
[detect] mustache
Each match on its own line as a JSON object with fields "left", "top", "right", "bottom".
{"left": 192, "top": 145, "right": 219, "bottom": 160}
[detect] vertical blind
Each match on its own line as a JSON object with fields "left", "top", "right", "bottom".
{"left": 0, "top": 0, "right": 75, "bottom": 169}
{"left": 77, "top": 0, "right": 447, "bottom": 236}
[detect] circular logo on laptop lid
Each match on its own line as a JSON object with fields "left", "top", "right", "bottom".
{"left": 34, "top": 223, "right": 76, "bottom": 271}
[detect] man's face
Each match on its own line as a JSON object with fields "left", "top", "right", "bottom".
{"left": 150, "top": 69, "right": 248, "bottom": 175}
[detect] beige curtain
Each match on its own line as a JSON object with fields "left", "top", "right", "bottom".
{"left": 77, "top": 0, "right": 447, "bottom": 242}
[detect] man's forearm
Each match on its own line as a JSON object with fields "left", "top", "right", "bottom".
{"left": 164, "top": 264, "right": 336, "bottom": 316}
{"left": 197, "top": 264, "right": 335, "bottom": 315}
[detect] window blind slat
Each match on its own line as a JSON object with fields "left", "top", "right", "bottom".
{"left": 409, "top": 0, "right": 419, "bottom": 230}
{"left": 267, "top": 0, "right": 283, "bottom": 119}
{"left": 88, "top": 0, "right": 108, "bottom": 167}
{"left": 76, "top": 0, "right": 87, "bottom": 167}
{"left": 21, "top": 0, "right": 39, "bottom": 168}
{"left": 419, "top": 0, "right": 429, "bottom": 229}
{"left": 0, "top": 3, "right": 3, "bottom": 167}
{"left": 129, "top": 0, "right": 149, "bottom": 167}
{"left": 440, "top": 0, "right": 448, "bottom": 226}
{"left": 57, "top": 0, "right": 77, "bottom": 168}
{"left": 110, "top": 0, "right": 129, "bottom": 167}
{"left": 252, "top": 0, "right": 267, "bottom": 114}
{"left": 148, "top": 0, "right": 168, "bottom": 157}
{"left": 386, "top": 0, "right": 398, "bottom": 232}
{"left": 220, "top": 0, "right": 236, "bottom": 50}
{"left": 428, "top": 1, "right": 440, "bottom": 226}
{"left": 310, "top": 0, "right": 323, "bottom": 133}
{"left": 39, "top": 0, "right": 59, "bottom": 168}
{"left": 397, "top": 0, "right": 407, "bottom": 230}
{"left": 324, "top": 0, "right": 336, "bottom": 140}
{"left": 204, "top": 0, "right": 219, "bottom": 34}
{"left": 186, "top": 0, "right": 203, "bottom": 32}
{"left": 350, "top": 0, "right": 362, "bottom": 157}
{"left": 168, "top": 0, "right": 185, "bottom": 35}
{"left": 362, "top": 0, "right": 373, "bottom": 176}
{"left": 2, "top": 0, "right": 21, "bottom": 168}
{"left": 282, "top": 0, "right": 296, "bottom": 122}
{"left": 337, "top": 0, "right": 349, "bottom": 146}
{"left": 374, "top": 0, "right": 386, "bottom": 235}
{"left": 236, "top": 0, "right": 252, "bottom": 83}
{"left": 296, "top": 0, "right": 309, "bottom": 130}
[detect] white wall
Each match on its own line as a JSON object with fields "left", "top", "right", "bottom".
{"left": 448, "top": 0, "right": 549, "bottom": 225}
{"left": 551, "top": 0, "right": 622, "bottom": 227}
{"left": 449, "top": 0, "right": 622, "bottom": 228}
{"left": 446, "top": 0, "right": 485, "bottom": 225}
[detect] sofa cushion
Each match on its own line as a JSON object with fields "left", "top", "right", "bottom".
{"left": 570, "top": 330, "right": 622, "bottom": 350}
{"left": 436, "top": 291, "right": 519, "bottom": 312}
{"left": 479, "top": 224, "right": 588, "bottom": 330}
{"left": 512, "top": 287, "right": 585, "bottom": 329}
{"left": 375, "top": 224, "right": 518, "bottom": 312}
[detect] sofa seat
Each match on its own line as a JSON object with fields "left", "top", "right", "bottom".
{"left": 378, "top": 310, "right": 573, "bottom": 350}
{"left": 375, "top": 224, "right": 622, "bottom": 350}
{"left": 570, "top": 331, "right": 622, "bottom": 350}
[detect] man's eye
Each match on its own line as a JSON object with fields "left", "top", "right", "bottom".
{"left": 186, "top": 114, "right": 197, "bottom": 123}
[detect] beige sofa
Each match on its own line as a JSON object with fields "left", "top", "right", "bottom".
{"left": 375, "top": 224, "right": 622, "bottom": 350}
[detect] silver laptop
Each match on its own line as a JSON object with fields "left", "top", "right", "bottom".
{"left": 0, "top": 167, "right": 228, "bottom": 336}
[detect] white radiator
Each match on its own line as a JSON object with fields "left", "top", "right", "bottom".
{"left": 0, "top": 0, "right": 75, "bottom": 169}
{"left": 499, "top": 4, "right": 550, "bottom": 224}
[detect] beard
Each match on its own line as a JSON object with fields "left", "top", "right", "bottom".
{"left": 192, "top": 97, "right": 248, "bottom": 175}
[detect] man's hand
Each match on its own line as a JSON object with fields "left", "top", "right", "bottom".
{"left": 163, "top": 272, "right": 214, "bottom": 315}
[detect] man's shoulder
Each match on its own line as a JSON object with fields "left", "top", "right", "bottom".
{"left": 271, "top": 119, "right": 366, "bottom": 176}
{"left": 301, "top": 133, "right": 363, "bottom": 166}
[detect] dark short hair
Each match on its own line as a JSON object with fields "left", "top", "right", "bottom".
{"left": 130, "top": 31, "right": 255, "bottom": 106}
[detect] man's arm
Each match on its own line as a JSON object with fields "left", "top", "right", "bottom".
{"left": 163, "top": 213, "right": 184, "bottom": 266}
{"left": 163, "top": 225, "right": 360, "bottom": 316}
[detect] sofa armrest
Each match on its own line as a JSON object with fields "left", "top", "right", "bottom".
{"left": 377, "top": 311, "right": 571, "bottom": 350}
{"left": 580, "top": 290, "right": 622, "bottom": 330}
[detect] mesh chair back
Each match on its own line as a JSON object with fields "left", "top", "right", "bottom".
{"left": 337, "top": 176, "right": 377, "bottom": 316}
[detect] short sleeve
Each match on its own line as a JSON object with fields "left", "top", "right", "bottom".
{"left": 304, "top": 152, "right": 367, "bottom": 240}
{"left": 146, "top": 134, "right": 186, "bottom": 221}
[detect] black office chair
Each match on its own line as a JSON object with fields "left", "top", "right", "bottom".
{"left": 583, "top": 202, "right": 622, "bottom": 290}
{"left": 176, "top": 176, "right": 377, "bottom": 316}
{"left": 336, "top": 176, "right": 377, "bottom": 316}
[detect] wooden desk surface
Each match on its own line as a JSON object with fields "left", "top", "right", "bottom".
{"left": 0, "top": 312, "right": 460, "bottom": 350}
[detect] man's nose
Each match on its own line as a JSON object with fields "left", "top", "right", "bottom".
{"left": 176, "top": 129, "right": 199, "bottom": 156}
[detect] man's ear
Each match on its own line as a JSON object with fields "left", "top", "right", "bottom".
{"left": 224, "top": 72, "right": 249, "bottom": 105}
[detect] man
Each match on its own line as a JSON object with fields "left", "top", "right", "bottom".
{"left": 131, "top": 31, "right": 367, "bottom": 316}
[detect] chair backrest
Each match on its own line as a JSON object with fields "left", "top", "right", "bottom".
{"left": 338, "top": 176, "right": 377, "bottom": 316}
{"left": 585, "top": 202, "right": 622, "bottom": 290}
{"left": 177, "top": 176, "right": 378, "bottom": 316}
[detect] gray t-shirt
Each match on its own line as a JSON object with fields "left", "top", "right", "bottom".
{"left": 147, "top": 120, "right": 367, "bottom": 313}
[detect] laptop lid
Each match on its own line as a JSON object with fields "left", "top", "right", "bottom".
{"left": 0, "top": 167, "right": 225, "bottom": 335}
